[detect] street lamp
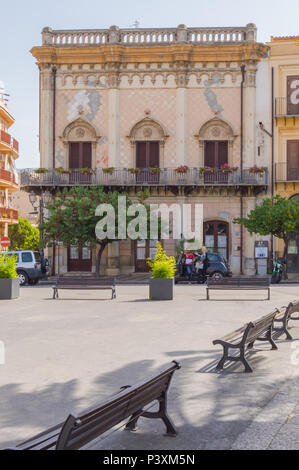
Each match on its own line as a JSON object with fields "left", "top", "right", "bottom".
{"left": 29, "top": 190, "right": 52, "bottom": 248}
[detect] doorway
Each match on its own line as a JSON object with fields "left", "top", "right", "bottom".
{"left": 135, "top": 239, "right": 158, "bottom": 272}
{"left": 287, "top": 141, "right": 299, "bottom": 181}
{"left": 136, "top": 141, "right": 160, "bottom": 183}
{"left": 204, "top": 141, "right": 228, "bottom": 183}
{"left": 69, "top": 142, "right": 92, "bottom": 183}
{"left": 67, "top": 246, "right": 92, "bottom": 272}
{"left": 204, "top": 221, "right": 229, "bottom": 260}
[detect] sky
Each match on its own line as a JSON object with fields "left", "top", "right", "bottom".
{"left": 0, "top": 0, "right": 299, "bottom": 169}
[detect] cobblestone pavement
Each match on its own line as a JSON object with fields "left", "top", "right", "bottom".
{"left": 0, "top": 284, "right": 299, "bottom": 450}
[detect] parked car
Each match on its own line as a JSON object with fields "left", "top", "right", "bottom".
{"left": 175, "top": 252, "right": 232, "bottom": 284}
{"left": 2, "top": 251, "right": 42, "bottom": 286}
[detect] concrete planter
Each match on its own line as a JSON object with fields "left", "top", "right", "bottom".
{"left": 149, "top": 278, "right": 174, "bottom": 301}
{"left": 0, "top": 278, "right": 20, "bottom": 300}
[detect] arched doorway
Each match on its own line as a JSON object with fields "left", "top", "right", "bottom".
{"left": 287, "top": 195, "right": 299, "bottom": 273}
{"left": 204, "top": 220, "right": 229, "bottom": 260}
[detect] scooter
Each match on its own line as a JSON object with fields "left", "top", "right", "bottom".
{"left": 271, "top": 258, "right": 286, "bottom": 284}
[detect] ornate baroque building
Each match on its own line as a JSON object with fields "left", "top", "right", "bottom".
{"left": 0, "top": 91, "right": 19, "bottom": 242}
{"left": 22, "top": 24, "right": 270, "bottom": 275}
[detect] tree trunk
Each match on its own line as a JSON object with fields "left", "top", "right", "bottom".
{"left": 96, "top": 242, "right": 107, "bottom": 277}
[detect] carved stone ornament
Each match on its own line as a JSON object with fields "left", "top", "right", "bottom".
{"left": 143, "top": 127, "right": 153, "bottom": 138}
{"left": 76, "top": 128, "right": 85, "bottom": 138}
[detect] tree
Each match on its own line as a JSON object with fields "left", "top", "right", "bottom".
{"left": 8, "top": 218, "right": 40, "bottom": 251}
{"left": 40, "top": 186, "right": 159, "bottom": 276}
{"left": 234, "top": 195, "right": 299, "bottom": 263}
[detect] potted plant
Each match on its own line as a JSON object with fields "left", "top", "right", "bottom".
{"left": 102, "top": 167, "right": 115, "bottom": 175}
{"left": 35, "top": 168, "right": 48, "bottom": 174}
{"left": 149, "top": 167, "right": 161, "bottom": 175}
{"left": 175, "top": 165, "right": 189, "bottom": 174}
{"left": 199, "top": 166, "right": 216, "bottom": 175}
{"left": 147, "top": 242, "right": 176, "bottom": 300}
{"left": 220, "top": 163, "right": 238, "bottom": 173}
{"left": 56, "top": 166, "right": 72, "bottom": 175}
{"left": 79, "top": 167, "right": 95, "bottom": 176}
{"left": 249, "top": 165, "right": 267, "bottom": 176}
{"left": 0, "top": 253, "right": 19, "bottom": 300}
{"left": 128, "top": 168, "right": 141, "bottom": 175}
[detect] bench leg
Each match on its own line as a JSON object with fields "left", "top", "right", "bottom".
{"left": 125, "top": 410, "right": 142, "bottom": 432}
{"left": 53, "top": 288, "right": 58, "bottom": 299}
{"left": 216, "top": 346, "right": 228, "bottom": 370}
{"left": 267, "top": 328, "right": 278, "bottom": 350}
{"left": 206, "top": 288, "right": 209, "bottom": 300}
{"left": 239, "top": 347, "right": 253, "bottom": 373}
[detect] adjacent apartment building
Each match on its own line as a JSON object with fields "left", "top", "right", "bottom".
{"left": 22, "top": 24, "right": 270, "bottom": 275}
{"left": 269, "top": 36, "right": 299, "bottom": 273}
{"left": 0, "top": 91, "right": 19, "bottom": 242}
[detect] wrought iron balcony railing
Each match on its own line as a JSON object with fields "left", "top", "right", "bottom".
{"left": 20, "top": 167, "right": 268, "bottom": 188}
{"left": 276, "top": 163, "right": 299, "bottom": 182}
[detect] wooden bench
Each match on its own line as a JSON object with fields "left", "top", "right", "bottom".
{"left": 213, "top": 310, "right": 278, "bottom": 373}
{"left": 5, "top": 361, "right": 180, "bottom": 450}
{"left": 52, "top": 276, "right": 116, "bottom": 300}
{"left": 206, "top": 276, "right": 270, "bottom": 300}
{"left": 274, "top": 300, "right": 299, "bottom": 340}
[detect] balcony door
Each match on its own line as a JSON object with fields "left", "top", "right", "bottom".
{"left": 136, "top": 141, "right": 160, "bottom": 183}
{"left": 204, "top": 141, "right": 228, "bottom": 183}
{"left": 69, "top": 142, "right": 92, "bottom": 184}
{"left": 287, "top": 141, "right": 299, "bottom": 181}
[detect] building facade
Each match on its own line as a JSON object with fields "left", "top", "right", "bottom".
{"left": 22, "top": 24, "right": 269, "bottom": 275}
{"left": 269, "top": 36, "right": 299, "bottom": 273}
{"left": 0, "top": 91, "right": 19, "bottom": 244}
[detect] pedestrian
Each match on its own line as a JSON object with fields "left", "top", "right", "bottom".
{"left": 184, "top": 249, "right": 195, "bottom": 284}
{"left": 195, "top": 251, "right": 205, "bottom": 284}
{"left": 201, "top": 246, "right": 208, "bottom": 284}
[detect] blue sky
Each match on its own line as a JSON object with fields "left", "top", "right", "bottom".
{"left": 0, "top": 0, "right": 298, "bottom": 168}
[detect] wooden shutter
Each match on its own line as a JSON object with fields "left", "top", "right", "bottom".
{"left": 287, "top": 141, "right": 299, "bottom": 181}
{"left": 217, "top": 141, "right": 228, "bottom": 167}
{"left": 204, "top": 142, "right": 216, "bottom": 167}
{"left": 149, "top": 142, "right": 159, "bottom": 167}
{"left": 136, "top": 142, "right": 147, "bottom": 168}
{"left": 69, "top": 143, "right": 80, "bottom": 168}
{"left": 287, "top": 76, "right": 299, "bottom": 115}
{"left": 82, "top": 143, "right": 92, "bottom": 168}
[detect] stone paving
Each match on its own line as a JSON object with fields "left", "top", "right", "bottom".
{"left": 0, "top": 284, "right": 299, "bottom": 450}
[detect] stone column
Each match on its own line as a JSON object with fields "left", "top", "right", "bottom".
{"left": 108, "top": 71, "right": 120, "bottom": 168}
{"left": 106, "top": 241, "right": 120, "bottom": 275}
{"left": 40, "top": 66, "right": 54, "bottom": 168}
{"left": 176, "top": 81, "right": 187, "bottom": 165}
{"left": 243, "top": 64, "right": 257, "bottom": 167}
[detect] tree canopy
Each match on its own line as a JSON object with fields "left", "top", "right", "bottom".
{"left": 8, "top": 218, "right": 40, "bottom": 251}
{"left": 41, "top": 186, "right": 159, "bottom": 276}
{"left": 234, "top": 195, "right": 299, "bottom": 257}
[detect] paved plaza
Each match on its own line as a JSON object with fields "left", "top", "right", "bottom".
{"left": 0, "top": 284, "right": 299, "bottom": 450}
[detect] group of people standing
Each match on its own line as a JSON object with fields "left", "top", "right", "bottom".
{"left": 183, "top": 247, "right": 208, "bottom": 284}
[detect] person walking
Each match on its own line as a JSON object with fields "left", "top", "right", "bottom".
{"left": 184, "top": 249, "right": 195, "bottom": 284}
{"left": 201, "top": 246, "right": 208, "bottom": 284}
{"left": 195, "top": 251, "right": 205, "bottom": 284}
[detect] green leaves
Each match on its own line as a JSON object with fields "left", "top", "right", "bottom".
{"left": 8, "top": 218, "right": 40, "bottom": 251}
{"left": 0, "top": 253, "right": 18, "bottom": 279}
{"left": 234, "top": 195, "right": 299, "bottom": 244}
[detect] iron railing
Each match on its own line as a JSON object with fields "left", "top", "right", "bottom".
{"left": 276, "top": 163, "right": 299, "bottom": 182}
{"left": 20, "top": 167, "right": 268, "bottom": 187}
{"left": 275, "top": 98, "right": 299, "bottom": 117}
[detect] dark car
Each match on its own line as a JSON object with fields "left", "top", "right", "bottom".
{"left": 175, "top": 252, "right": 232, "bottom": 284}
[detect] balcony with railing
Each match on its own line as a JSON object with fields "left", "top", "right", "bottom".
{"left": 276, "top": 163, "right": 299, "bottom": 182}
{"left": 0, "top": 130, "right": 19, "bottom": 155}
{"left": 275, "top": 98, "right": 299, "bottom": 119}
{"left": 0, "top": 207, "right": 18, "bottom": 223}
{"left": 20, "top": 167, "right": 268, "bottom": 188}
{"left": 0, "top": 168, "right": 19, "bottom": 190}
{"left": 41, "top": 23, "right": 257, "bottom": 47}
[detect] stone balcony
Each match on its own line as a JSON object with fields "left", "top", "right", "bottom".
{"left": 0, "top": 206, "right": 18, "bottom": 224}
{"left": 0, "top": 168, "right": 19, "bottom": 190}
{"left": 21, "top": 168, "right": 268, "bottom": 195}
{"left": 0, "top": 130, "right": 19, "bottom": 157}
{"left": 275, "top": 163, "right": 299, "bottom": 182}
{"left": 41, "top": 23, "right": 257, "bottom": 47}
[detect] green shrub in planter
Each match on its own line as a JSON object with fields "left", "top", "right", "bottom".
{"left": 0, "top": 253, "right": 19, "bottom": 299}
{"left": 147, "top": 242, "right": 176, "bottom": 300}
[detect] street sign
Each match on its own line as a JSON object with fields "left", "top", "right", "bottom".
{"left": 255, "top": 240, "right": 268, "bottom": 259}
{"left": 0, "top": 237, "right": 10, "bottom": 247}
